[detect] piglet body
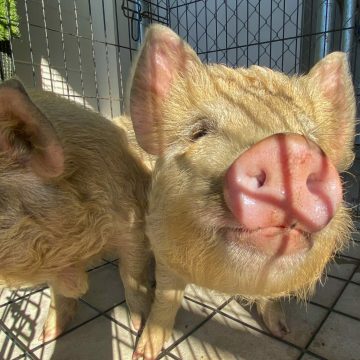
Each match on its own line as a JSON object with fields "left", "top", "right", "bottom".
{"left": 129, "top": 25, "right": 356, "bottom": 359}
{"left": 0, "top": 79, "right": 152, "bottom": 340}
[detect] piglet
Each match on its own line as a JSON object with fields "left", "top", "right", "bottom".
{"left": 128, "top": 25, "right": 356, "bottom": 359}
{"left": 0, "top": 79, "right": 152, "bottom": 341}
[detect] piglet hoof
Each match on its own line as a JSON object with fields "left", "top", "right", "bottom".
{"left": 256, "top": 299, "right": 290, "bottom": 338}
{"left": 39, "top": 297, "right": 78, "bottom": 342}
{"left": 132, "top": 350, "right": 156, "bottom": 360}
{"left": 130, "top": 312, "right": 144, "bottom": 332}
{"left": 39, "top": 323, "right": 64, "bottom": 343}
{"left": 266, "top": 315, "right": 290, "bottom": 338}
{"left": 127, "top": 288, "right": 154, "bottom": 332}
{"left": 127, "top": 301, "right": 150, "bottom": 332}
{"left": 132, "top": 324, "right": 169, "bottom": 360}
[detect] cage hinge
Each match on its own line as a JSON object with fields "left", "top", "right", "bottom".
{"left": 122, "top": 0, "right": 168, "bottom": 42}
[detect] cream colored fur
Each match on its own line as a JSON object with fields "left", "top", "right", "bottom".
{"left": 129, "top": 25, "right": 356, "bottom": 359}
{"left": 0, "top": 81, "right": 152, "bottom": 339}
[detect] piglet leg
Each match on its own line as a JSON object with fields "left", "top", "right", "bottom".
{"left": 119, "top": 229, "right": 155, "bottom": 332}
{"left": 256, "top": 299, "right": 290, "bottom": 337}
{"left": 133, "top": 262, "right": 185, "bottom": 360}
{"left": 41, "top": 293, "right": 78, "bottom": 342}
{"left": 40, "top": 267, "right": 88, "bottom": 342}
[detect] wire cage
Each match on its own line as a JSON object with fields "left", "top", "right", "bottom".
{"left": 0, "top": 1, "right": 359, "bottom": 359}
{"left": 0, "top": 1, "right": 359, "bottom": 203}
{"left": 122, "top": 0, "right": 360, "bottom": 215}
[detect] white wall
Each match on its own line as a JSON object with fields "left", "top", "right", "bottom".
{"left": 12, "top": 0, "right": 137, "bottom": 119}
{"left": 11, "top": 0, "right": 305, "bottom": 121}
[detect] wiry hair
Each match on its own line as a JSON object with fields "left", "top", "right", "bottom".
{"left": 0, "top": 88, "right": 151, "bottom": 294}
{"left": 133, "top": 27, "right": 356, "bottom": 300}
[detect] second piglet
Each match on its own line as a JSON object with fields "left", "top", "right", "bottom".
{"left": 0, "top": 79, "right": 152, "bottom": 341}
{"left": 128, "top": 25, "right": 356, "bottom": 359}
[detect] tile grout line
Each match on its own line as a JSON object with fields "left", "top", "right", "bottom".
{"left": 3, "top": 264, "right": 127, "bottom": 357}
{"left": 296, "top": 262, "right": 360, "bottom": 360}
{"left": 336, "top": 253, "right": 360, "bottom": 262}
{"left": 308, "top": 299, "right": 360, "bottom": 322}
{"left": 87, "top": 260, "right": 114, "bottom": 272}
{"left": 29, "top": 298, "right": 128, "bottom": 354}
{"left": 164, "top": 291, "right": 343, "bottom": 359}
{"left": 108, "top": 259, "right": 120, "bottom": 267}
{"left": 216, "top": 305, "right": 327, "bottom": 359}
{"left": 163, "top": 352, "right": 181, "bottom": 360}
{"left": 159, "top": 297, "right": 234, "bottom": 358}
{"left": 0, "top": 287, "right": 47, "bottom": 309}
{"left": 0, "top": 319, "right": 39, "bottom": 360}
{"left": 101, "top": 309, "right": 138, "bottom": 336}
{"left": 77, "top": 297, "right": 133, "bottom": 334}
{"left": 218, "top": 307, "right": 303, "bottom": 349}
{"left": 78, "top": 296, "right": 145, "bottom": 337}
{"left": 3, "top": 250, "right": 358, "bottom": 359}
{"left": 327, "top": 273, "right": 360, "bottom": 285}
{"left": 0, "top": 260, "right": 113, "bottom": 309}
{"left": 184, "top": 294, "right": 229, "bottom": 311}
{"left": 29, "top": 313, "right": 103, "bottom": 354}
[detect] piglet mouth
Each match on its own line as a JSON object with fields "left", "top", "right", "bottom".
{"left": 224, "top": 225, "right": 313, "bottom": 256}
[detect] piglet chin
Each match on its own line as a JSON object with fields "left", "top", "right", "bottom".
{"left": 225, "top": 227, "right": 313, "bottom": 256}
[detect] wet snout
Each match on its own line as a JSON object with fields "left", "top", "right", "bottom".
{"left": 224, "top": 133, "right": 342, "bottom": 234}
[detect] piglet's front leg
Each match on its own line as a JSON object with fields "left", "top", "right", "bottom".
{"left": 41, "top": 293, "right": 78, "bottom": 342}
{"left": 256, "top": 299, "right": 290, "bottom": 338}
{"left": 119, "top": 229, "right": 154, "bottom": 332}
{"left": 40, "top": 267, "right": 88, "bottom": 342}
{"left": 133, "top": 262, "right": 185, "bottom": 360}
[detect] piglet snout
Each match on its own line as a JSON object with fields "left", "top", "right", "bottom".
{"left": 224, "top": 133, "right": 342, "bottom": 234}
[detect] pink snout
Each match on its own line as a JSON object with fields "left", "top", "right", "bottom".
{"left": 224, "top": 134, "right": 342, "bottom": 235}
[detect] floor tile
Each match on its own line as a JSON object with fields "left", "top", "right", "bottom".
{"left": 170, "top": 312, "right": 300, "bottom": 360}
{"left": 299, "top": 354, "right": 324, "bottom": 360}
{"left": 185, "top": 284, "right": 231, "bottom": 309}
{"left": 0, "top": 288, "right": 97, "bottom": 351}
{"left": 309, "top": 312, "right": 360, "bottom": 360}
{"left": 161, "top": 354, "right": 181, "bottom": 360}
{"left": 354, "top": 220, "right": 360, "bottom": 231}
{"left": 108, "top": 296, "right": 215, "bottom": 350}
{"left": 341, "top": 240, "right": 360, "bottom": 259}
{"left": 218, "top": 299, "right": 263, "bottom": 331}
{"left": 33, "top": 316, "right": 135, "bottom": 360}
{"left": 334, "top": 283, "right": 360, "bottom": 318}
{"left": 81, "top": 263, "right": 125, "bottom": 311}
{"left": 352, "top": 232, "right": 360, "bottom": 242}
{"left": 106, "top": 301, "right": 133, "bottom": 331}
{"left": 310, "top": 276, "right": 345, "bottom": 307}
{"left": 281, "top": 301, "right": 328, "bottom": 348}
{"left": 0, "top": 330, "right": 25, "bottom": 360}
{"left": 0, "top": 288, "right": 43, "bottom": 308}
{"left": 85, "top": 258, "right": 107, "bottom": 270}
{"left": 166, "top": 297, "right": 215, "bottom": 349}
{"left": 327, "top": 257, "right": 358, "bottom": 280}
{"left": 350, "top": 268, "right": 360, "bottom": 284}
{"left": 219, "top": 299, "right": 327, "bottom": 348}
{"left": 0, "top": 289, "right": 51, "bottom": 351}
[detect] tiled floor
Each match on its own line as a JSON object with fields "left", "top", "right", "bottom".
{"left": 1, "top": 232, "right": 360, "bottom": 360}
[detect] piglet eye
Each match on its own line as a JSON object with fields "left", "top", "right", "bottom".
{"left": 191, "top": 119, "right": 213, "bottom": 141}
{"left": 192, "top": 127, "right": 209, "bottom": 141}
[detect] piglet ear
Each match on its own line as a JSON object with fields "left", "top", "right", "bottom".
{"left": 0, "top": 79, "right": 64, "bottom": 178}
{"left": 307, "top": 52, "right": 356, "bottom": 169}
{"left": 128, "top": 24, "right": 201, "bottom": 155}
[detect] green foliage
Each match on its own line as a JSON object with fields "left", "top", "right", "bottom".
{"left": 0, "top": 0, "right": 20, "bottom": 41}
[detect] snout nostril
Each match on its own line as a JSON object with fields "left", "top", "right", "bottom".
{"left": 256, "top": 171, "right": 266, "bottom": 188}
{"left": 225, "top": 134, "right": 343, "bottom": 234}
{"left": 306, "top": 173, "right": 320, "bottom": 193}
